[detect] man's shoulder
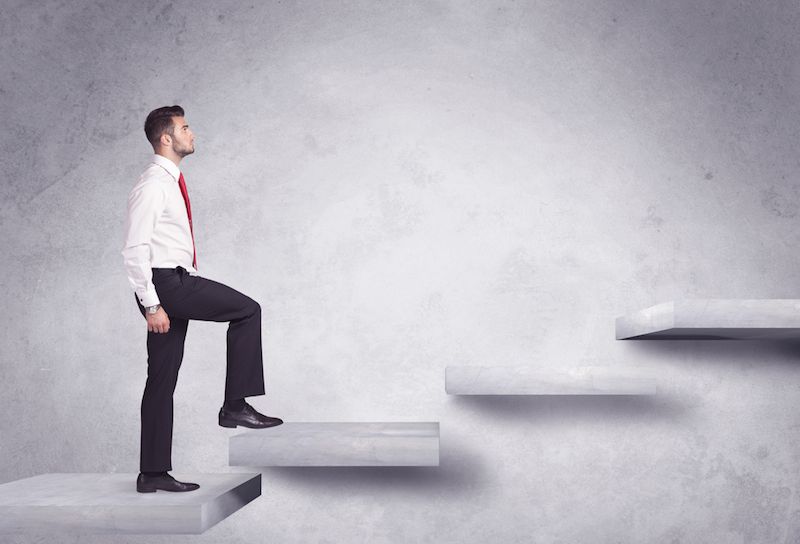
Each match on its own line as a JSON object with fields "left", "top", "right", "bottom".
{"left": 130, "top": 162, "right": 173, "bottom": 193}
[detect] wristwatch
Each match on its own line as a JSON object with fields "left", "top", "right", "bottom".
{"left": 146, "top": 304, "right": 161, "bottom": 315}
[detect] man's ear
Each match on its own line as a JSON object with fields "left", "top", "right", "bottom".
{"left": 160, "top": 132, "right": 172, "bottom": 147}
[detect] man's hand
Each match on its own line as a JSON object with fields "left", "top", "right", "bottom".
{"left": 146, "top": 307, "right": 170, "bottom": 334}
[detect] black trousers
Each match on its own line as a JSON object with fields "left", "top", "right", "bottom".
{"left": 134, "top": 266, "right": 266, "bottom": 472}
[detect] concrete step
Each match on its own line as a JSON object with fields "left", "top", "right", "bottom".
{"left": 228, "top": 422, "right": 440, "bottom": 466}
{"left": 445, "top": 366, "right": 657, "bottom": 395}
{"left": 0, "top": 472, "right": 260, "bottom": 534}
{"left": 616, "top": 299, "right": 800, "bottom": 339}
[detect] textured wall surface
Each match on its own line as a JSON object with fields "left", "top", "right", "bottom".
{"left": 3, "top": 1, "right": 800, "bottom": 542}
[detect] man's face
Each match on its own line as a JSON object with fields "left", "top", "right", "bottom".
{"left": 169, "top": 116, "right": 195, "bottom": 157}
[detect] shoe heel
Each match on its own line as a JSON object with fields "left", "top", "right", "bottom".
{"left": 218, "top": 418, "right": 237, "bottom": 428}
{"left": 137, "top": 486, "right": 157, "bottom": 493}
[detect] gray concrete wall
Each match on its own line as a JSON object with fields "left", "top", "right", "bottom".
{"left": 2, "top": 0, "right": 800, "bottom": 541}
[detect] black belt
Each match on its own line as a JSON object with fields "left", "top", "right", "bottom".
{"left": 152, "top": 266, "right": 189, "bottom": 275}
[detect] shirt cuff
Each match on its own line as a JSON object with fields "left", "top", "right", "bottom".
{"left": 137, "top": 288, "right": 161, "bottom": 308}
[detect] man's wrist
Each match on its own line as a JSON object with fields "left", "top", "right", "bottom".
{"left": 146, "top": 304, "right": 161, "bottom": 315}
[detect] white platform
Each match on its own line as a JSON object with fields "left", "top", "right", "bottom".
{"left": 616, "top": 299, "right": 800, "bottom": 339}
{"left": 229, "top": 422, "right": 440, "bottom": 466}
{"left": 0, "top": 473, "right": 260, "bottom": 534}
{"left": 445, "top": 366, "right": 658, "bottom": 395}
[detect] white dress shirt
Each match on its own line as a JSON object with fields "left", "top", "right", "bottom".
{"left": 121, "top": 154, "right": 197, "bottom": 307}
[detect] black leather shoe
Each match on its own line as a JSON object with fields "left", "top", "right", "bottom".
{"left": 218, "top": 402, "right": 283, "bottom": 429}
{"left": 136, "top": 472, "right": 200, "bottom": 493}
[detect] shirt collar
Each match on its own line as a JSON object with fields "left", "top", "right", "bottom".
{"left": 151, "top": 154, "right": 181, "bottom": 181}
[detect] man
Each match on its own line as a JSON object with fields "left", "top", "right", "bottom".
{"left": 122, "top": 105, "right": 283, "bottom": 494}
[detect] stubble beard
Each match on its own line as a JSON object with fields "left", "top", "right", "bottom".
{"left": 174, "top": 142, "right": 195, "bottom": 158}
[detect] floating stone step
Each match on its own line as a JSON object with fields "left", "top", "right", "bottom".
{"left": 228, "top": 422, "right": 440, "bottom": 466}
{"left": 445, "top": 365, "right": 657, "bottom": 395}
{"left": 0, "top": 472, "right": 260, "bottom": 534}
{"left": 616, "top": 299, "right": 800, "bottom": 339}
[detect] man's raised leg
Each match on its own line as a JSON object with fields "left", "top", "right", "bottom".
{"left": 156, "top": 270, "right": 281, "bottom": 429}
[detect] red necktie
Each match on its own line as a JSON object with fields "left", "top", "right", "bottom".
{"left": 177, "top": 172, "right": 197, "bottom": 268}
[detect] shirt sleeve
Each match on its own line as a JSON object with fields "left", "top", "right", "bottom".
{"left": 121, "top": 181, "right": 167, "bottom": 307}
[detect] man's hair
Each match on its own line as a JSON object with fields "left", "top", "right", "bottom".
{"left": 144, "top": 105, "right": 185, "bottom": 147}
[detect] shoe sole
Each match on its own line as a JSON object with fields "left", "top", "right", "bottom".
{"left": 136, "top": 485, "right": 199, "bottom": 493}
{"left": 218, "top": 417, "right": 283, "bottom": 429}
